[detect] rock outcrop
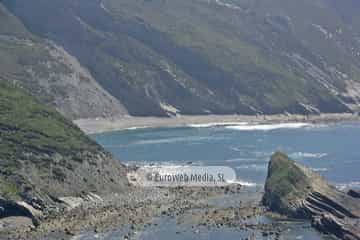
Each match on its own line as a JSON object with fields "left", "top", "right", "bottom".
{"left": 0, "top": 81, "right": 129, "bottom": 225}
{"left": 348, "top": 189, "right": 360, "bottom": 199}
{"left": 263, "top": 152, "right": 360, "bottom": 240}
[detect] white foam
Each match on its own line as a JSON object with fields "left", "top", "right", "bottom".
{"left": 133, "top": 136, "right": 218, "bottom": 145}
{"left": 229, "top": 146, "right": 242, "bottom": 152}
{"left": 336, "top": 181, "right": 360, "bottom": 191}
{"left": 187, "top": 122, "right": 249, "bottom": 128}
{"left": 229, "top": 145, "right": 256, "bottom": 152}
{"left": 126, "top": 161, "right": 204, "bottom": 167}
{"left": 227, "top": 180, "right": 258, "bottom": 187}
{"left": 311, "top": 167, "right": 328, "bottom": 172}
{"left": 225, "top": 122, "right": 311, "bottom": 131}
{"left": 225, "top": 158, "right": 257, "bottom": 163}
{"left": 290, "top": 152, "right": 328, "bottom": 159}
{"left": 235, "top": 164, "right": 267, "bottom": 171}
{"left": 124, "top": 126, "right": 149, "bottom": 131}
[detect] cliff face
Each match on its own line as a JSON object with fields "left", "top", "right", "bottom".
{"left": 263, "top": 152, "right": 360, "bottom": 240}
{"left": 3, "top": 0, "right": 360, "bottom": 116}
{"left": 0, "top": 81, "right": 128, "bottom": 223}
{"left": 0, "top": 3, "right": 128, "bottom": 120}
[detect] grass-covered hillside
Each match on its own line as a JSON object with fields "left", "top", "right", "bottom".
{"left": 3, "top": 0, "right": 360, "bottom": 116}
{"left": 0, "top": 80, "right": 99, "bottom": 163}
{"left": 0, "top": 80, "right": 127, "bottom": 204}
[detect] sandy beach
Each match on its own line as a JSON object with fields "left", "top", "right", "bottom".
{"left": 74, "top": 113, "right": 360, "bottom": 134}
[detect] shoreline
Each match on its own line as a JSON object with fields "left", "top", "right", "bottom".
{"left": 74, "top": 113, "right": 360, "bottom": 134}
{"left": 1, "top": 185, "right": 267, "bottom": 240}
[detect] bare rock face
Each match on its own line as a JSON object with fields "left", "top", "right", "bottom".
{"left": 263, "top": 152, "right": 360, "bottom": 240}
{"left": 16, "top": 41, "right": 129, "bottom": 120}
{"left": 0, "top": 3, "right": 128, "bottom": 120}
{"left": 32, "top": 42, "right": 129, "bottom": 120}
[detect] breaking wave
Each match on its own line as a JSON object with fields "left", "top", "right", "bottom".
{"left": 123, "top": 126, "right": 150, "bottom": 131}
{"left": 336, "top": 181, "right": 360, "bottom": 191}
{"left": 187, "top": 122, "right": 248, "bottom": 128}
{"left": 133, "top": 136, "right": 219, "bottom": 145}
{"left": 225, "top": 122, "right": 311, "bottom": 131}
{"left": 311, "top": 167, "right": 328, "bottom": 172}
{"left": 227, "top": 180, "right": 258, "bottom": 187}
{"left": 235, "top": 164, "right": 267, "bottom": 171}
{"left": 290, "top": 152, "right": 328, "bottom": 159}
{"left": 225, "top": 158, "right": 258, "bottom": 163}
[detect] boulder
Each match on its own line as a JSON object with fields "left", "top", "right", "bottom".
{"left": 263, "top": 152, "right": 360, "bottom": 240}
{"left": 0, "top": 198, "right": 40, "bottom": 226}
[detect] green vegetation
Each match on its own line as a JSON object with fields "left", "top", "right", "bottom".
{"left": 2, "top": 0, "right": 360, "bottom": 115}
{"left": 0, "top": 81, "right": 128, "bottom": 202}
{"left": 0, "top": 176, "right": 20, "bottom": 199}
{"left": 0, "top": 81, "right": 100, "bottom": 164}
{"left": 0, "top": 79, "right": 102, "bottom": 200}
{"left": 262, "top": 152, "right": 315, "bottom": 216}
{"left": 0, "top": 81, "right": 121, "bottom": 201}
{"left": 265, "top": 152, "right": 310, "bottom": 200}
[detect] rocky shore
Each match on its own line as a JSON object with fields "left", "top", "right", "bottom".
{"left": 1, "top": 184, "right": 271, "bottom": 240}
{"left": 1, "top": 82, "right": 288, "bottom": 240}
{"left": 2, "top": 152, "right": 360, "bottom": 240}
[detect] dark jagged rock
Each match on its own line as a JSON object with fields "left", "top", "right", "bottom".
{"left": 0, "top": 197, "right": 40, "bottom": 225}
{"left": 312, "top": 214, "right": 360, "bottom": 240}
{"left": 348, "top": 189, "right": 360, "bottom": 199}
{"left": 263, "top": 152, "right": 360, "bottom": 240}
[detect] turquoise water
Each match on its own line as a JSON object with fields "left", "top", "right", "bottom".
{"left": 89, "top": 122, "right": 360, "bottom": 240}
{"left": 93, "top": 122, "right": 360, "bottom": 189}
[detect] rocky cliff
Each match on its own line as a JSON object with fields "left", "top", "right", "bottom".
{"left": 3, "top": 0, "right": 360, "bottom": 116}
{"left": 263, "top": 152, "right": 360, "bottom": 240}
{"left": 0, "top": 81, "right": 129, "bottom": 224}
{"left": 0, "top": 3, "right": 128, "bottom": 120}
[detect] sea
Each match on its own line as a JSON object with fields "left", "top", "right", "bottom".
{"left": 84, "top": 121, "right": 360, "bottom": 240}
